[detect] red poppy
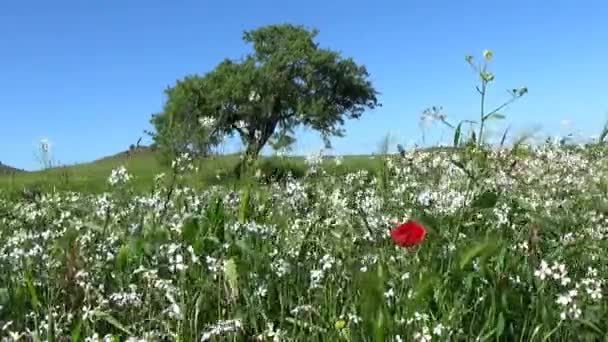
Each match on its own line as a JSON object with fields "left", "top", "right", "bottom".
{"left": 390, "top": 220, "right": 426, "bottom": 247}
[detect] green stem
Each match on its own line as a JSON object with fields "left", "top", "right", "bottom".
{"left": 478, "top": 81, "right": 487, "bottom": 147}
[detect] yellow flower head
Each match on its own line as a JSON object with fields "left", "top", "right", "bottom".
{"left": 335, "top": 319, "right": 347, "bottom": 330}
{"left": 483, "top": 49, "right": 493, "bottom": 61}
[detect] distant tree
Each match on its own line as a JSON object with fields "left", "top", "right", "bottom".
{"left": 148, "top": 23, "right": 379, "bottom": 167}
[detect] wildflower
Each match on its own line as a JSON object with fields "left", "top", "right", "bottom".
{"left": 384, "top": 288, "right": 395, "bottom": 299}
{"left": 290, "top": 305, "right": 314, "bottom": 317}
{"left": 249, "top": 91, "right": 261, "bottom": 102}
{"left": 483, "top": 49, "right": 493, "bottom": 60}
{"left": 107, "top": 166, "right": 132, "bottom": 186}
{"left": 433, "top": 323, "right": 446, "bottom": 336}
{"left": 270, "top": 258, "right": 291, "bottom": 278}
{"left": 390, "top": 220, "right": 426, "bottom": 247}
{"left": 335, "top": 155, "right": 343, "bottom": 166}
{"left": 414, "top": 326, "right": 432, "bottom": 342}
{"left": 200, "top": 319, "right": 243, "bottom": 341}
{"left": 2, "top": 321, "right": 13, "bottom": 331}
{"left": 310, "top": 269, "right": 324, "bottom": 289}
{"left": 254, "top": 284, "right": 268, "bottom": 298}
{"left": 256, "top": 322, "right": 285, "bottom": 341}
{"left": 534, "top": 260, "right": 552, "bottom": 280}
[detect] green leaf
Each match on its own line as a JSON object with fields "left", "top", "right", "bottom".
{"left": 95, "top": 311, "right": 131, "bottom": 335}
{"left": 357, "top": 264, "right": 387, "bottom": 338}
{"left": 0, "top": 287, "right": 9, "bottom": 307}
{"left": 115, "top": 244, "right": 131, "bottom": 272}
{"left": 31, "top": 333, "right": 42, "bottom": 342}
{"left": 25, "top": 273, "right": 41, "bottom": 309}
{"left": 458, "top": 239, "right": 499, "bottom": 270}
{"left": 223, "top": 258, "right": 239, "bottom": 300}
{"left": 238, "top": 187, "right": 251, "bottom": 223}
{"left": 416, "top": 212, "right": 438, "bottom": 234}
{"left": 485, "top": 113, "right": 506, "bottom": 121}
{"left": 207, "top": 198, "right": 226, "bottom": 242}
{"left": 373, "top": 308, "right": 387, "bottom": 342}
{"left": 529, "top": 324, "right": 544, "bottom": 341}
{"left": 47, "top": 308, "right": 56, "bottom": 342}
{"left": 472, "top": 190, "right": 499, "bottom": 209}
{"left": 181, "top": 217, "right": 200, "bottom": 245}
{"left": 577, "top": 319, "right": 605, "bottom": 335}
{"left": 542, "top": 323, "right": 562, "bottom": 342}
{"left": 70, "top": 320, "right": 83, "bottom": 342}
{"left": 411, "top": 272, "right": 438, "bottom": 303}
{"left": 500, "top": 126, "right": 510, "bottom": 147}
{"left": 496, "top": 312, "right": 506, "bottom": 338}
{"left": 194, "top": 293, "right": 205, "bottom": 335}
{"left": 454, "top": 122, "right": 463, "bottom": 147}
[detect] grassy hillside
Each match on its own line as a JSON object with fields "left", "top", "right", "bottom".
{"left": 0, "top": 148, "right": 386, "bottom": 195}
{"left": 0, "top": 162, "right": 24, "bottom": 175}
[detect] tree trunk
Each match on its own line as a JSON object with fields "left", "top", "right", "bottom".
{"left": 235, "top": 96, "right": 281, "bottom": 178}
{"left": 233, "top": 141, "right": 261, "bottom": 179}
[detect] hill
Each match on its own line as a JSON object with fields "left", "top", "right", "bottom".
{"left": 0, "top": 161, "right": 25, "bottom": 175}
{"left": 0, "top": 146, "right": 389, "bottom": 195}
{"left": 0, "top": 143, "right": 466, "bottom": 196}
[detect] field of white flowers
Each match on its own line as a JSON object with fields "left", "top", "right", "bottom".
{"left": 1, "top": 142, "right": 607, "bottom": 341}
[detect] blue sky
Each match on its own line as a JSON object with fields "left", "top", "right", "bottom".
{"left": 1, "top": 0, "right": 606, "bottom": 170}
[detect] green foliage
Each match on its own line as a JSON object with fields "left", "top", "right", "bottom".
{"left": 255, "top": 156, "right": 306, "bottom": 182}
{"left": 149, "top": 23, "right": 378, "bottom": 165}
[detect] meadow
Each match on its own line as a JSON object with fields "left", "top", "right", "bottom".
{"left": 1, "top": 140, "right": 607, "bottom": 341}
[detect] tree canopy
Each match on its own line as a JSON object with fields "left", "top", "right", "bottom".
{"left": 149, "top": 23, "right": 379, "bottom": 165}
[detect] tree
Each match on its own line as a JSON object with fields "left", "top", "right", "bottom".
{"left": 148, "top": 75, "right": 224, "bottom": 164}
{"left": 149, "top": 23, "right": 379, "bottom": 166}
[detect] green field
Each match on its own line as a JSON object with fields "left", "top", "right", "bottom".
{"left": 1, "top": 144, "right": 608, "bottom": 341}
{"left": 0, "top": 149, "right": 387, "bottom": 195}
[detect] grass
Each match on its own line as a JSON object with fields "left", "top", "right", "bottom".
{"left": 0, "top": 149, "right": 385, "bottom": 195}
{"left": 1, "top": 142, "right": 607, "bottom": 341}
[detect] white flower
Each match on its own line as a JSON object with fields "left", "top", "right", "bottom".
{"left": 320, "top": 254, "right": 335, "bottom": 271}
{"left": 335, "top": 155, "right": 343, "bottom": 166}
{"left": 414, "top": 326, "right": 432, "bottom": 342}
{"left": 433, "top": 323, "right": 446, "bottom": 336}
{"left": 290, "top": 305, "right": 314, "bottom": 316}
{"left": 200, "top": 319, "right": 243, "bottom": 341}
{"left": 556, "top": 293, "right": 572, "bottom": 306}
{"left": 2, "top": 321, "right": 13, "bottom": 331}
{"left": 534, "top": 260, "right": 552, "bottom": 280}
{"left": 82, "top": 305, "right": 95, "bottom": 321}
{"left": 249, "top": 91, "right": 261, "bottom": 102}
{"left": 107, "top": 166, "right": 132, "bottom": 186}
{"left": 271, "top": 258, "right": 291, "bottom": 278}
{"left": 384, "top": 288, "right": 395, "bottom": 299}
{"left": 310, "top": 269, "right": 324, "bottom": 289}
{"left": 255, "top": 284, "right": 268, "bottom": 298}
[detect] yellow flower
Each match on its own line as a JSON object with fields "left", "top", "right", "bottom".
{"left": 335, "top": 319, "right": 347, "bottom": 330}
{"left": 483, "top": 49, "right": 493, "bottom": 61}
{"left": 481, "top": 71, "right": 495, "bottom": 82}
